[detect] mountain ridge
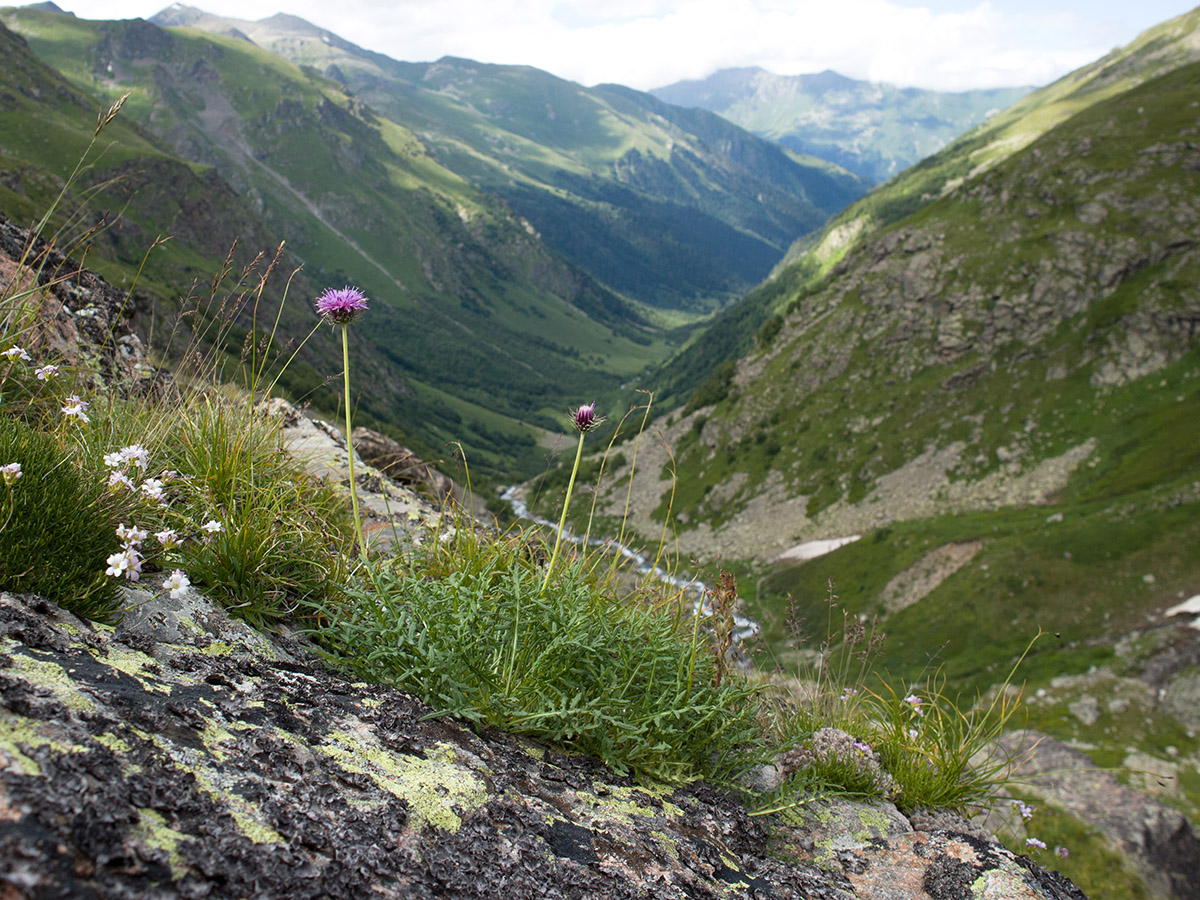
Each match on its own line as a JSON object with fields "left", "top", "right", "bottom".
{"left": 652, "top": 66, "right": 1032, "bottom": 183}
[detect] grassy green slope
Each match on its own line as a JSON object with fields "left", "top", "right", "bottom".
{"left": 581, "top": 54, "right": 1200, "bottom": 693}
{"left": 0, "top": 8, "right": 672, "bottom": 479}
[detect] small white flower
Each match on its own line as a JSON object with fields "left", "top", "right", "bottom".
{"left": 2, "top": 346, "right": 30, "bottom": 362}
{"left": 105, "top": 547, "right": 142, "bottom": 581}
{"left": 1, "top": 462, "right": 21, "bottom": 486}
{"left": 162, "top": 569, "right": 190, "bottom": 600}
{"left": 140, "top": 478, "right": 165, "bottom": 502}
{"left": 155, "top": 529, "right": 180, "bottom": 549}
{"left": 1025, "top": 838, "right": 1046, "bottom": 850}
{"left": 34, "top": 364, "right": 59, "bottom": 380}
{"left": 103, "top": 451, "right": 124, "bottom": 468}
{"left": 108, "top": 471, "right": 135, "bottom": 491}
{"left": 201, "top": 519, "right": 223, "bottom": 534}
{"left": 105, "top": 552, "right": 128, "bottom": 578}
{"left": 120, "top": 444, "right": 149, "bottom": 470}
{"left": 62, "top": 395, "right": 90, "bottom": 423}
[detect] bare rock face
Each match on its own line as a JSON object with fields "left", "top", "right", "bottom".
{"left": 351, "top": 425, "right": 454, "bottom": 499}
{"left": 0, "top": 589, "right": 1085, "bottom": 899}
{"left": 1002, "top": 730, "right": 1200, "bottom": 900}
{"left": 0, "top": 211, "right": 153, "bottom": 389}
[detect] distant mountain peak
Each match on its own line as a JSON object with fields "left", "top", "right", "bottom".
{"left": 258, "top": 12, "right": 325, "bottom": 34}
{"left": 149, "top": 3, "right": 208, "bottom": 26}
{"left": 24, "top": 1, "right": 73, "bottom": 14}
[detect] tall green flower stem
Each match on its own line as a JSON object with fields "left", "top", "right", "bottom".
{"left": 541, "top": 429, "right": 585, "bottom": 592}
{"left": 340, "top": 323, "right": 367, "bottom": 561}
{"left": 314, "top": 286, "right": 370, "bottom": 561}
{"left": 541, "top": 402, "right": 604, "bottom": 592}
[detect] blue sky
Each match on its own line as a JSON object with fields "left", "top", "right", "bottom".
{"left": 25, "top": 0, "right": 1200, "bottom": 90}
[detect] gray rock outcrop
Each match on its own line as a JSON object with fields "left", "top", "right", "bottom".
{"left": 0, "top": 589, "right": 1085, "bottom": 899}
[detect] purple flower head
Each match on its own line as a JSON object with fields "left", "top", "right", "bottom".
{"left": 567, "top": 401, "right": 605, "bottom": 434}
{"left": 315, "top": 286, "right": 369, "bottom": 325}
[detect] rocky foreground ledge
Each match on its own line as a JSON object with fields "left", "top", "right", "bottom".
{"left": 0, "top": 588, "right": 1086, "bottom": 900}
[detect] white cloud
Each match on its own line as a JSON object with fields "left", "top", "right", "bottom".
{"left": 37, "top": 0, "right": 1196, "bottom": 91}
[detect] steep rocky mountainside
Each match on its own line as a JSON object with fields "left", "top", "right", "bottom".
{"left": 652, "top": 67, "right": 1031, "bottom": 183}
{"left": 651, "top": 6, "right": 1200, "bottom": 416}
{"left": 147, "top": 4, "right": 869, "bottom": 312}
{"left": 604, "top": 57, "right": 1200, "bottom": 566}
{"left": 565, "top": 23, "right": 1200, "bottom": 900}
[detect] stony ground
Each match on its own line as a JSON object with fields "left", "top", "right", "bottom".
{"left": 0, "top": 588, "right": 1087, "bottom": 900}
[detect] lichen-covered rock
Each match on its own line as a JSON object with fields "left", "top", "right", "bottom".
{"left": 0, "top": 589, "right": 1085, "bottom": 899}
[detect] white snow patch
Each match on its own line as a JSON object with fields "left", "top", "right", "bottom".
{"left": 773, "top": 535, "right": 861, "bottom": 564}
{"left": 1165, "top": 594, "right": 1200, "bottom": 630}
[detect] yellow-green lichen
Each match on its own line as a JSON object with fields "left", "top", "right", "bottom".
{"left": 200, "top": 641, "right": 236, "bottom": 657}
{"left": 577, "top": 784, "right": 683, "bottom": 825}
{"left": 317, "top": 734, "right": 487, "bottom": 833}
{"left": 99, "top": 643, "right": 174, "bottom": 694}
{"left": 8, "top": 651, "right": 97, "bottom": 713}
{"left": 228, "top": 808, "right": 286, "bottom": 845}
{"left": 135, "top": 727, "right": 285, "bottom": 847}
{"left": 93, "top": 731, "right": 132, "bottom": 754}
{"left": 0, "top": 711, "right": 86, "bottom": 774}
{"left": 131, "top": 808, "right": 191, "bottom": 878}
{"left": 971, "top": 868, "right": 1029, "bottom": 898}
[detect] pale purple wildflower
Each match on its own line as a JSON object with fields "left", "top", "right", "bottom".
{"left": 315, "top": 286, "right": 369, "bottom": 325}
{"left": 907, "top": 728, "right": 919, "bottom": 740}
{"left": 155, "top": 529, "right": 180, "bottom": 549}
{"left": 62, "top": 395, "right": 90, "bottom": 423}
{"left": 2, "top": 346, "right": 30, "bottom": 362}
{"left": 841, "top": 687, "right": 858, "bottom": 700}
{"left": 108, "top": 471, "right": 135, "bottom": 491}
{"left": 34, "top": 364, "right": 59, "bottom": 380}
{"left": 1025, "top": 838, "right": 1046, "bottom": 850}
{"left": 140, "top": 478, "right": 166, "bottom": 503}
{"left": 105, "top": 547, "right": 142, "bottom": 581}
{"left": 903, "top": 694, "right": 925, "bottom": 716}
{"left": 1, "top": 462, "right": 21, "bottom": 486}
{"left": 201, "top": 519, "right": 223, "bottom": 534}
{"left": 1055, "top": 846, "right": 1069, "bottom": 859}
{"left": 852, "top": 741, "right": 872, "bottom": 755}
{"left": 567, "top": 401, "right": 605, "bottom": 434}
{"left": 1011, "top": 799, "right": 1035, "bottom": 820}
{"left": 162, "top": 570, "right": 190, "bottom": 600}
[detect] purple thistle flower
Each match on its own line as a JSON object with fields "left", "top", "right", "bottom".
{"left": 315, "top": 286, "right": 369, "bottom": 325}
{"left": 567, "top": 401, "right": 605, "bottom": 434}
